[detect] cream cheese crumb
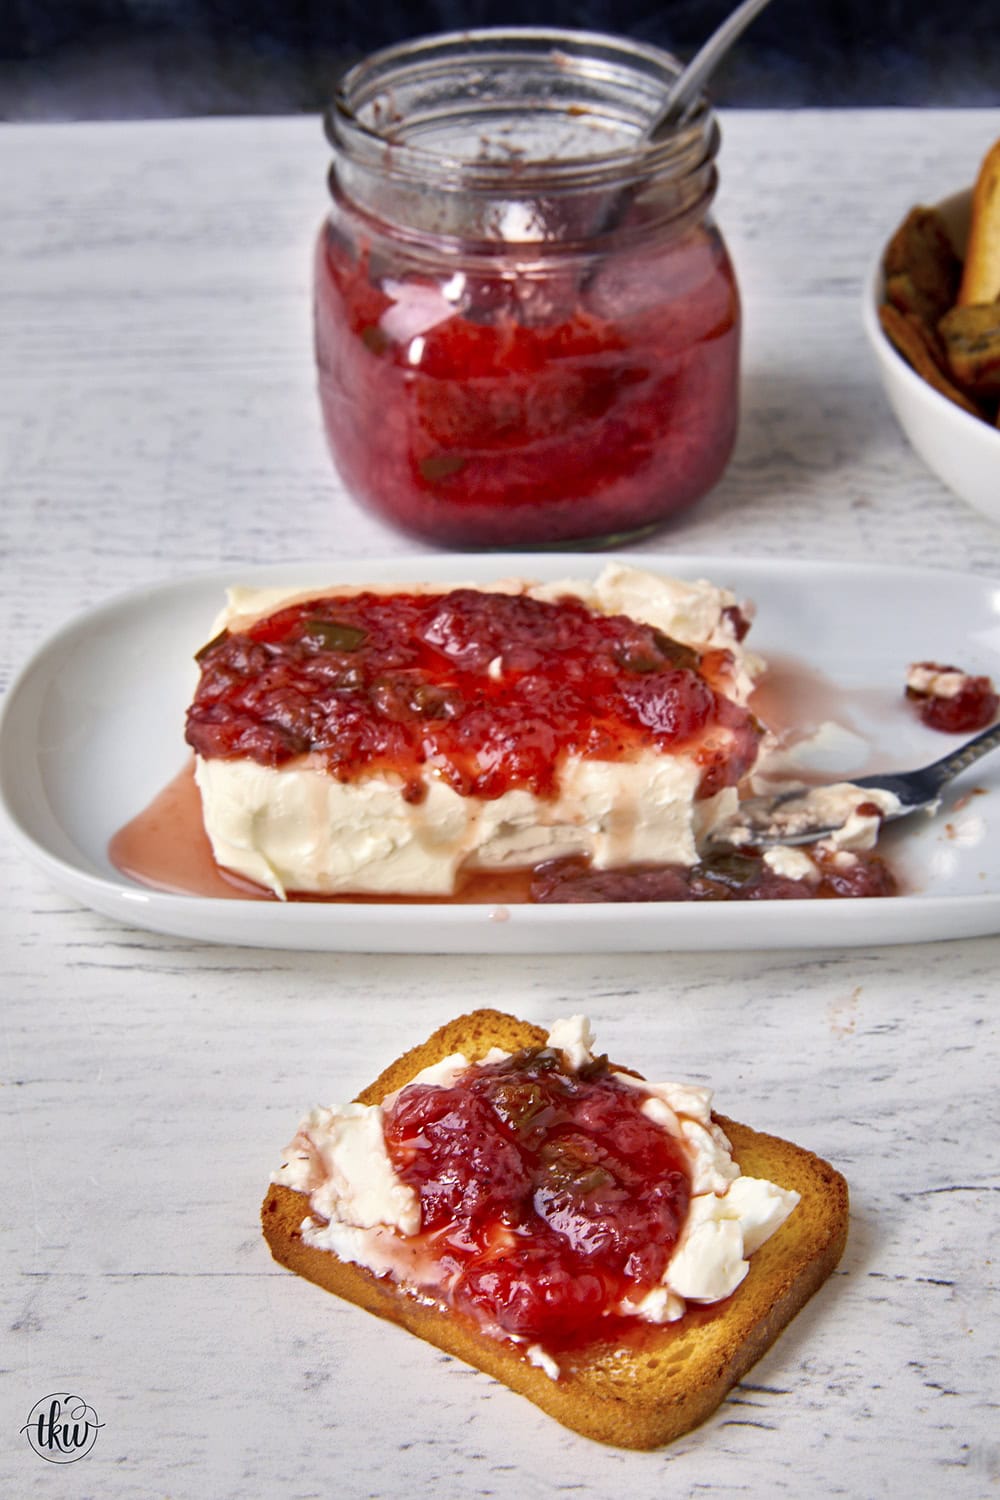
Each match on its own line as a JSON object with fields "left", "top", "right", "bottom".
{"left": 906, "top": 663, "right": 967, "bottom": 699}
{"left": 763, "top": 845, "right": 819, "bottom": 882}
{"left": 273, "top": 1102, "right": 420, "bottom": 1236}
{"left": 547, "top": 1015, "right": 596, "bottom": 1072}
{"left": 525, "top": 1343, "right": 561, "bottom": 1381}
{"left": 664, "top": 1176, "right": 799, "bottom": 1302}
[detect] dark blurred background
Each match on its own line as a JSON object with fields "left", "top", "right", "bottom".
{"left": 1, "top": 0, "right": 997, "bottom": 119}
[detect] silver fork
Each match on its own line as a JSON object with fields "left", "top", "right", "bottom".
{"left": 712, "top": 718, "right": 1000, "bottom": 848}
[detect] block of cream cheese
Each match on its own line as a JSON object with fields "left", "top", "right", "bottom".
{"left": 187, "top": 565, "right": 764, "bottom": 898}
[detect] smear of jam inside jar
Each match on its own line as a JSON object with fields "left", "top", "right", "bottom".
{"left": 382, "top": 1047, "right": 691, "bottom": 1347}
{"left": 314, "top": 224, "right": 740, "bottom": 548}
{"left": 184, "top": 588, "right": 759, "bottom": 801}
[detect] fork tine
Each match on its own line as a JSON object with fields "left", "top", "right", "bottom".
{"left": 713, "top": 718, "right": 1000, "bottom": 848}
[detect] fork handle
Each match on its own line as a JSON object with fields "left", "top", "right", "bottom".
{"left": 917, "top": 717, "right": 1000, "bottom": 788}
{"left": 855, "top": 717, "right": 1000, "bottom": 801}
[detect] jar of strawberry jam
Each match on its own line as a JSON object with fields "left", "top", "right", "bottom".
{"left": 316, "top": 28, "right": 741, "bottom": 548}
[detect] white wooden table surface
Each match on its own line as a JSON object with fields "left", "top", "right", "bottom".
{"left": 1, "top": 109, "right": 999, "bottom": 1498}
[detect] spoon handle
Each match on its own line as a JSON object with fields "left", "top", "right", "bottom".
{"left": 651, "top": 0, "right": 776, "bottom": 136}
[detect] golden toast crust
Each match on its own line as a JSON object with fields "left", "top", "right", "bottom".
{"left": 261, "top": 1009, "right": 849, "bottom": 1449}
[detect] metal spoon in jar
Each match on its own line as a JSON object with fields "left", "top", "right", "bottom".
{"left": 589, "top": 0, "right": 775, "bottom": 242}
{"left": 709, "top": 718, "right": 1000, "bottom": 849}
{"left": 647, "top": 0, "right": 777, "bottom": 137}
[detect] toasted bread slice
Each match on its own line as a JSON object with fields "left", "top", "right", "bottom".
{"left": 938, "top": 301, "right": 1000, "bottom": 396}
{"left": 261, "top": 1010, "right": 849, "bottom": 1450}
{"left": 878, "top": 303, "right": 985, "bottom": 417}
{"left": 959, "top": 139, "right": 1000, "bottom": 306}
{"left": 884, "top": 205, "right": 962, "bottom": 325}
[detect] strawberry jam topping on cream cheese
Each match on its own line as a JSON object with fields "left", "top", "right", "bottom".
{"left": 272, "top": 1018, "right": 800, "bottom": 1370}
{"left": 382, "top": 1042, "right": 692, "bottom": 1346}
{"left": 186, "top": 584, "right": 758, "bottom": 803}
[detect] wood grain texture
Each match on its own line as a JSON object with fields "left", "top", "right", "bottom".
{"left": 1, "top": 109, "right": 999, "bottom": 1497}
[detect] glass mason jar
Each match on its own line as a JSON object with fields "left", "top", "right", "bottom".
{"left": 315, "top": 28, "right": 740, "bottom": 548}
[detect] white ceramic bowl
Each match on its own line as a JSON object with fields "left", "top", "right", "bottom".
{"left": 862, "top": 187, "right": 1000, "bottom": 523}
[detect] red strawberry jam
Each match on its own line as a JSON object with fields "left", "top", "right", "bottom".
{"left": 314, "top": 223, "right": 740, "bottom": 548}
{"left": 382, "top": 1047, "right": 691, "bottom": 1347}
{"left": 185, "top": 587, "right": 758, "bottom": 802}
{"left": 530, "top": 846, "right": 897, "bottom": 902}
{"left": 905, "top": 662, "right": 998, "bottom": 734}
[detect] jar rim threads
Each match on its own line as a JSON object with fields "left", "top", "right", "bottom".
{"left": 327, "top": 27, "right": 718, "bottom": 198}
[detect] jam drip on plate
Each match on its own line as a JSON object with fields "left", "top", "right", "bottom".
{"left": 383, "top": 1048, "right": 691, "bottom": 1348}
{"left": 531, "top": 849, "right": 897, "bottom": 902}
{"left": 185, "top": 588, "right": 758, "bottom": 801}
